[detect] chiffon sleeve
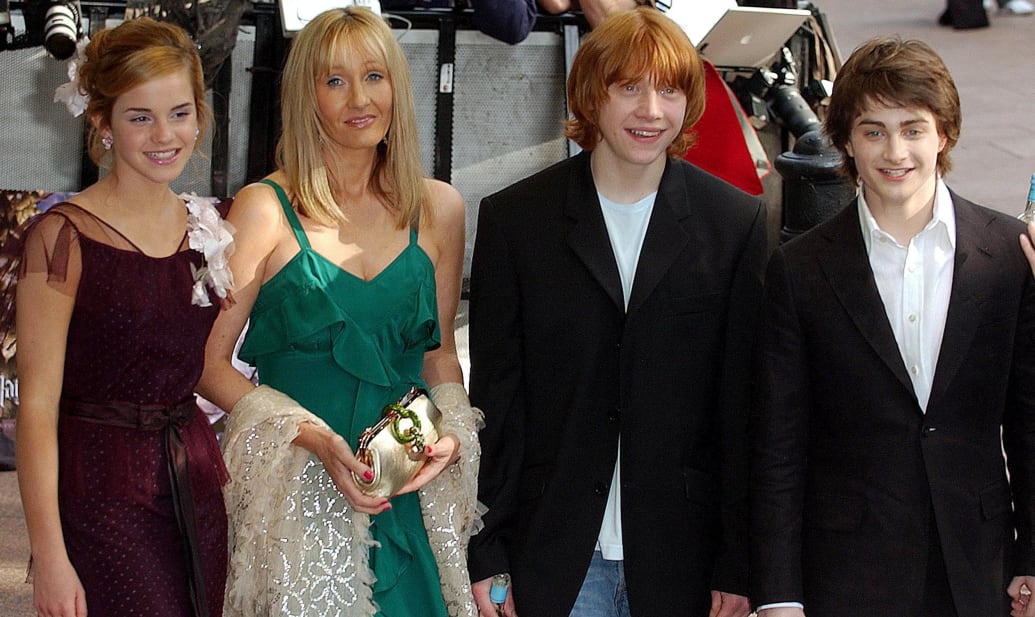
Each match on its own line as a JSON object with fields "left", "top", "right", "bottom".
{"left": 18, "top": 208, "right": 83, "bottom": 295}
{"left": 0, "top": 208, "right": 81, "bottom": 359}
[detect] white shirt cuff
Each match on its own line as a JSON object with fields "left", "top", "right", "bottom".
{"left": 757, "top": 602, "right": 805, "bottom": 611}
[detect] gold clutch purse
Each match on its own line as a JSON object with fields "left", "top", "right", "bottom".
{"left": 353, "top": 386, "right": 442, "bottom": 497}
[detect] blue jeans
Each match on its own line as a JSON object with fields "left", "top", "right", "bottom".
{"left": 568, "top": 551, "right": 631, "bottom": 617}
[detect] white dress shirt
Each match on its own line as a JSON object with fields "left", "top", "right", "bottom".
{"left": 859, "top": 178, "right": 955, "bottom": 413}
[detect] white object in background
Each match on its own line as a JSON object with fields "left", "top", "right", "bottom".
{"left": 1002, "top": 0, "right": 1035, "bottom": 14}
{"left": 278, "top": 0, "right": 382, "bottom": 36}
{"left": 693, "top": 6, "right": 811, "bottom": 69}
{"left": 658, "top": 2, "right": 811, "bottom": 69}
{"left": 655, "top": 0, "right": 735, "bottom": 47}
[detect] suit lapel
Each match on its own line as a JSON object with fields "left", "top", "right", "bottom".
{"left": 818, "top": 202, "right": 916, "bottom": 396}
{"left": 927, "top": 195, "right": 987, "bottom": 410}
{"left": 626, "top": 159, "right": 690, "bottom": 317}
{"left": 564, "top": 152, "right": 625, "bottom": 311}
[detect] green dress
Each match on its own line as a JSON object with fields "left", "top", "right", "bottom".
{"left": 239, "top": 179, "right": 448, "bottom": 617}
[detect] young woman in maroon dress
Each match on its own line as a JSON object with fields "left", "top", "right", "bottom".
{"left": 15, "top": 18, "right": 233, "bottom": 617}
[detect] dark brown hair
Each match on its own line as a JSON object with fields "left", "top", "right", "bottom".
{"left": 824, "top": 37, "right": 961, "bottom": 184}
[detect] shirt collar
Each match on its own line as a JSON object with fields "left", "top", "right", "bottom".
{"left": 858, "top": 177, "right": 956, "bottom": 255}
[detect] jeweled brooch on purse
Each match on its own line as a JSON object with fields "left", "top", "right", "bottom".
{"left": 353, "top": 386, "right": 442, "bottom": 497}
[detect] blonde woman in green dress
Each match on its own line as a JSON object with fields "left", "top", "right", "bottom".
{"left": 196, "top": 7, "right": 481, "bottom": 617}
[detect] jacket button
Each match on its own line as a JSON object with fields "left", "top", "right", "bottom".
{"left": 608, "top": 407, "right": 620, "bottom": 422}
{"left": 593, "top": 482, "right": 608, "bottom": 496}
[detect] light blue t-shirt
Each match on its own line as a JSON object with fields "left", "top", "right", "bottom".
{"left": 595, "top": 190, "right": 656, "bottom": 560}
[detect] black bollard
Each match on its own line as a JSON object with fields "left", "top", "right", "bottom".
{"left": 775, "top": 129, "right": 855, "bottom": 243}
{"left": 768, "top": 85, "right": 855, "bottom": 243}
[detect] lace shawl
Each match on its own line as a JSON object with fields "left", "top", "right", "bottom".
{"left": 421, "top": 382, "right": 485, "bottom": 617}
{"left": 221, "top": 384, "right": 482, "bottom": 617}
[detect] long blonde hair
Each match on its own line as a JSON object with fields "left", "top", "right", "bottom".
{"left": 277, "top": 7, "right": 428, "bottom": 228}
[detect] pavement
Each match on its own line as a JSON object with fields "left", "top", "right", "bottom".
{"left": 1, "top": 0, "right": 1034, "bottom": 614}
{"left": 1, "top": 470, "right": 30, "bottom": 615}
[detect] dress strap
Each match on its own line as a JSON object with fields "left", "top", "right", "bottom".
{"left": 409, "top": 226, "right": 418, "bottom": 246}
{"left": 259, "top": 179, "right": 311, "bottom": 251}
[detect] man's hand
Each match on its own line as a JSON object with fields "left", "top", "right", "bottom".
{"left": 1019, "top": 224, "right": 1035, "bottom": 278}
{"left": 473, "top": 576, "right": 518, "bottom": 617}
{"left": 576, "top": 0, "right": 638, "bottom": 28}
{"left": 709, "top": 590, "right": 752, "bottom": 617}
{"left": 1008, "top": 575, "right": 1035, "bottom": 617}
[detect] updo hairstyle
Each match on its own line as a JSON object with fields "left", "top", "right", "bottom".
{"left": 75, "top": 17, "right": 211, "bottom": 165}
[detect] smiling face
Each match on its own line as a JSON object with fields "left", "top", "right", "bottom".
{"left": 845, "top": 101, "right": 947, "bottom": 214}
{"left": 592, "top": 76, "right": 687, "bottom": 174}
{"left": 315, "top": 42, "right": 393, "bottom": 154}
{"left": 103, "top": 69, "right": 198, "bottom": 187}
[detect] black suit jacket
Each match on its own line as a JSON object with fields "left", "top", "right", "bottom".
{"left": 468, "top": 151, "right": 768, "bottom": 617}
{"left": 750, "top": 194, "right": 1035, "bottom": 617}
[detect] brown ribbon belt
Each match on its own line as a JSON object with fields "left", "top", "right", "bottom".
{"left": 61, "top": 397, "right": 209, "bottom": 617}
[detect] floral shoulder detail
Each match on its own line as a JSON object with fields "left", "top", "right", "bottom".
{"left": 182, "top": 193, "right": 235, "bottom": 308}
{"left": 53, "top": 37, "right": 90, "bottom": 117}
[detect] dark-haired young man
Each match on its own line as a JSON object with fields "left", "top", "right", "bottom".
{"left": 751, "top": 37, "right": 1035, "bottom": 617}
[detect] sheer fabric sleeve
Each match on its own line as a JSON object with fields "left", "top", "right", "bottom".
{"left": 18, "top": 209, "right": 83, "bottom": 297}
{"left": 0, "top": 209, "right": 81, "bottom": 359}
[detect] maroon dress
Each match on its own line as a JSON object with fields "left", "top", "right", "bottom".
{"left": 19, "top": 203, "right": 228, "bottom": 617}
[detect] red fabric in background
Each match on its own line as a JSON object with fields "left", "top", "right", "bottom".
{"left": 684, "top": 61, "right": 765, "bottom": 195}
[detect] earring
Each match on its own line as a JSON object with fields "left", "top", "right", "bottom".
{"left": 194, "top": 128, "right": 200, "bottom": 140}
{"left": 102, "top": 134, "right": 113, "bottom": 150}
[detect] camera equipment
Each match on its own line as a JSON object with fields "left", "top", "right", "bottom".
{"left": 718, "top": 7, "right": 854, "bottom": 243}
{"left": 43, "top": 0, "right": 82, "bottom": 60}
{"left": 728, "top": 46, "right": 824, "bottom": 138}
{"left": 0, "top": 0, "right": 13, "bottom": 51}
{"left": 767, "top": 82, "right": 821, "bottom": 138}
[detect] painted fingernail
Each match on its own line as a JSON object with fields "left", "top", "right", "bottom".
{"left": 426, "top": 446, "right": 434, "bottom": 455}
{"left": 363, "top": 470, "right": 374, "bottom": 481}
